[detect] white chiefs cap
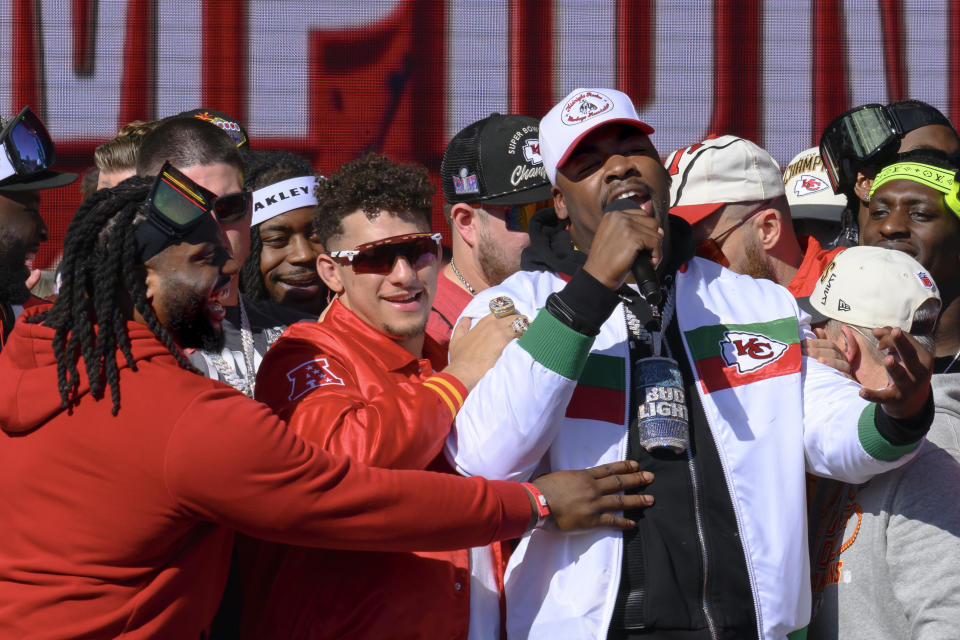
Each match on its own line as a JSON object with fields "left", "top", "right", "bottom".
{"left": 538, "top": 88, "right": 654, "bottom": 185}
{"left": 805, "top": 246, "right": 941, "bottom": 330}
{"left": 665, "top": 135, "right": 785, "bottom": 225}
{"left": 782, "top": 146, "right": 847, "bottom": 221}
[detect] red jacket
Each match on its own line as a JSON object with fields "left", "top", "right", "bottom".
{"left": 0, "top": 306, "right": 531, "bottom": 639}
{"left": 245, "top": 299, "right": 478, "bottom": 639}
{"left": 787, "top": 235, "right": 844, "bottom": 298}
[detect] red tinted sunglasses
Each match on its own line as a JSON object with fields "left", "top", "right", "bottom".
{"left": 328, "top": 232, "right": 442, "bottom": 274}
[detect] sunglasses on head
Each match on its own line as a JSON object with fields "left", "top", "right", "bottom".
{"left": 0, "top": 106, "right": 56, "bottom": 184}
{"left": 328, "top": 233, "right": 442, "bottom": 274}
{"left": 475, "top": 199, "right": 552, "bottom": 232}
{"left": 137, "top": 162, "right": 229, "bottom": 261}
{"left": 145, "top": 162, "right": 251, "bottom": 236}
{"left": 694, "top": 200, "right": 772, "bottom": 268}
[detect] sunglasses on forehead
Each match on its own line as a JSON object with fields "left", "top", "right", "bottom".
{"left": 474, "top": 199, "right": 553, "bottom": 232}
{"left": 328, "top": 233, "right": 442, "bottom": 274}
{"left": 137, "top": 162, "right": 247, "bottom": 261}
{"left": 143, "top": 161, "right": 252, "bottom": 237}
{"left": 0, "top": 106, "right": 56, "bottom": 184}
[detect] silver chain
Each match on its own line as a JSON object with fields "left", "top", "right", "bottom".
{"left": 449, "top": 257, "right": 477, "bottom": 295}
{"left": 208, "top": 296, "right": 258, "bottom": 397}
{"left": 623, "top": 281, "right": 675, "bottom": 357}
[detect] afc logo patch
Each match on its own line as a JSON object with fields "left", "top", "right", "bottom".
{"left": 286, "top": 357, "right": 345, "bottom": 401}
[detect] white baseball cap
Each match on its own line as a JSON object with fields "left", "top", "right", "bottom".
{"left": 666, "top": 135, "right": 785, "bottom": 225}
{"left": 538, "top": 88, "right": 654, "bottom": 185}
{"left": 783, "top": 147, "right": 847, "bottom": 221}
{"left": 805, "top": 246, "right": 941, "bottom": 330}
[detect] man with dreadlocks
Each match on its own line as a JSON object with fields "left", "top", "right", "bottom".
{"left": 239, "top": 150, "right": 328, "bottom": 317}
{"left": 0, "top": 173, "right": 652, "bottom": 638}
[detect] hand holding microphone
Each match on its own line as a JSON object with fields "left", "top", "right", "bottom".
{"left": 582, "top": 197, "right": 663, "bottom": 304}
{"left": 603, "top": 198, "right": 662, "bottom": 306}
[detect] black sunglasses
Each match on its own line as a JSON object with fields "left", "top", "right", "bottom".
{"left": 0, "top": 106, "right": 56, "bottom": 183}
{"left": 328, "top": 233, "right": 442, "bottom": 274}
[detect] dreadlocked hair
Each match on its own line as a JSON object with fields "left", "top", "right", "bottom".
{"left": 27, "top": 177, "right": 198, "bottom": 416}
{"left": 239, "top": 150, "right": 318, "bottom": 301}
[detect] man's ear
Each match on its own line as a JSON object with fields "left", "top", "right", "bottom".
{"left": 854, "top": 172, "right": 873, "bottom": 204}
{"left": 755, "top": 208, "right": 782, "bottom": 250}
{"left": 839, "top": 324, "right": 862, "bottom": 366}
{"left": 316, "top": 254, "right": 344, "bottom": 294}
{"left": 143, "top": 261, "right": 160, "bottom": 303}
{"left": 552, "top": 185, "right": 568, "bottom": 220}
{"left": 450, "top": 203, "right": 479, "bottom": 247}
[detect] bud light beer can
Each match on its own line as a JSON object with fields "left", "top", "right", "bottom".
{"left": 635, "top": 356, "right": 689, "bottom": 454}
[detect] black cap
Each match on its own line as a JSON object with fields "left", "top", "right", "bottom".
{"left": 441, "top": 113, "right": 552, "bottom": 205}
{"left": 177, "top": 108, "right": 249, "bottom": 148}
{"left": 0, "top": 169, "right": 78, "bottom": 192}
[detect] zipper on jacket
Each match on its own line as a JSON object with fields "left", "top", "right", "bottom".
{"left": 686, "top": 446, "right": 719, "bottom": 640}
{"left": 681, "top": 333, "right": 765, "bottom": 639}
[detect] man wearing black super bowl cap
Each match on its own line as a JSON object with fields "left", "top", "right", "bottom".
{"left": 427, "top": 113, "right": 553, "bottom": 347}
{"left": 0, "top": 107, "right": 77, "bottom": 352}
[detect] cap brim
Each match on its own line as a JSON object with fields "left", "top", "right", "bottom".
{"left": 479, "top": 182, "right": 554, "bottom": 206}
{"left": 555, "top": 117, "right": 656, "bottom": 173}
{"left": 797, "top": 296, "right": 829, "bottom": 326}
{"left": 669, "top": 202, "right": 725, "bottom": 226}
{"left": 0, "top": 170, "right": 78, "bottom": 192}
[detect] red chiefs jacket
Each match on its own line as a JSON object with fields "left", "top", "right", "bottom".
{"left": 0, "top": 306, "right": 532, "bottom": 640}
{"left": 245, "top": 298, "right": 480, "bottom": 639}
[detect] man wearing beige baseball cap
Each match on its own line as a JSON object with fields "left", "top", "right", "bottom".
{"left": 446, "top": 87, "right": 935, "bottom": 640}
{"left": 782, "top": 146, "right": 847, "bottom": 247}
{"left": 665, "top": 135, "right": 842, "bottom": 297}
{"left": 801, "top": 246, "right": 960, "bottom": 640}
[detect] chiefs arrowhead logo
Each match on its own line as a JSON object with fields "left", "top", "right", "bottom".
{"left": 794, "top": 173, "right": 829, "bottom": 196}
{"left": 719, "top": 331, "right": 788, "bottom": 374}
{"left": 522, "top": 139, "right": 543, "bottom": 165}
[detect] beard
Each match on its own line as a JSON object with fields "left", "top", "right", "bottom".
{"left": 477, "top": 228, "right": 520, "bottom": 288}
{"left": 0, "top": 233, "right": 31, "bottom": 305}
{"left": 739, "top": 236, "right": 777, "bottom": 282}
{"left": 162, "top": 286, "right": 224, "bottom": 352}
{"left": 382, "top": 315, "right": 429, "bottom": 340}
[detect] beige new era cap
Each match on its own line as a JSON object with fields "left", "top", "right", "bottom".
{"left": 783, "top": 147, "right": 846, "bottom": 221}
{"left": 806, "top": 246, "right": 941, "bottom": 330}
{"left": 666, "top": 135, "right": 785, "bottom": 225}
{"left": 538, "top": 88, "right": 654, "bottom": 185}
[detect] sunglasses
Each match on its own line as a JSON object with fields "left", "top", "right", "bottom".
{"left": 145, "top": 162, "right": 251, "bottom": 237}
{"left": 819, "top": 104, "right": 901, "bottom": 194}
{"left": 328, "top": 232, "right": 442, "bottom": 274}
{"left": 0, "top": 106, "right": 56, "bottom": 183}
{"left": 694, "top": 200, "right": 772, "bottom": 268}
{"left": 476, "top": 199, "right": 553, "bottom": 232}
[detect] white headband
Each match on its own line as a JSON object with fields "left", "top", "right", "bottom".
{"left": 251, "top": 176, "right": 318, "bottom": 227}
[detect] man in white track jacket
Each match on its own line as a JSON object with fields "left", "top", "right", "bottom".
{"left": 445, "top": 88, "right": 935, "bottom": 640}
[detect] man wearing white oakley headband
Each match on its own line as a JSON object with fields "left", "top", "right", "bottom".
{"left": 239, "top": 151, "right": 327, "bottom": 317}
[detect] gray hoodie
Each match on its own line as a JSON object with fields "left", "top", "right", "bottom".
{"left": 807, "top": 373, "right": 960, "bottom": 639}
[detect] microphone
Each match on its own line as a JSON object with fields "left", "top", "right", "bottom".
{"left": 603, "top": 198, "right": 661, "bottom": 306}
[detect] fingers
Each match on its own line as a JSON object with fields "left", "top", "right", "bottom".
{"left": 450, "top": 315, "right": 473, "bottom": 340}
{"left": 586, "top": 459, "right": 639, "bottom": 478}
{"left": 594, "top": 513, "right": 639, "bottom": 530}
{"left": 593, "top": 470, "right": 654, "bottom": 494}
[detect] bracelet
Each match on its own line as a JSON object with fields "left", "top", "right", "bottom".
{"left": 521, "top": 482, "right": 551, "bottom": 529}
